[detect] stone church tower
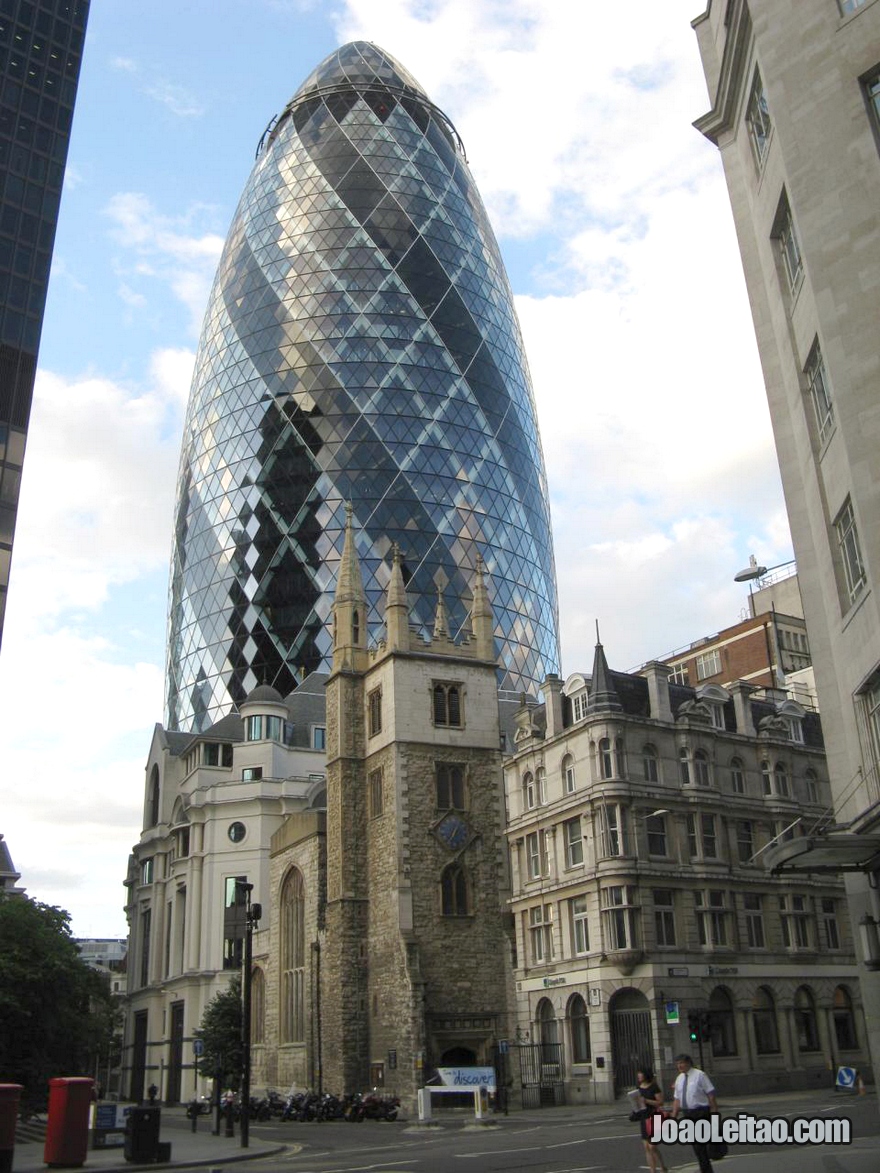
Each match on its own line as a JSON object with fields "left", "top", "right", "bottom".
{"left": 321, "top": 508, "right": 514, "bottom": 1103}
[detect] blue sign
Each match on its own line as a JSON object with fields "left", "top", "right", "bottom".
{"left": 836, "top": 1066, "right": 857, "bottom": 1089}
{"left": 193, "top": 1039, "right": 204, "bottom": 1057}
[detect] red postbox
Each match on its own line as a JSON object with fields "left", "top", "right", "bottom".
{"left": 44, "top": 1078, "right": 94, "bottom": 1168}
{"left": 0, "top": 1084, "right": 23, "bottom": 1173}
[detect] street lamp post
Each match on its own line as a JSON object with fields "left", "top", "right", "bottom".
{"left": 235, "top": 882, "right": 262, "bottom": 1150}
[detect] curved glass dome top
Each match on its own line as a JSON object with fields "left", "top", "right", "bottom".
{"left": 167, "top": 41, "right": 560, "bottom": 732}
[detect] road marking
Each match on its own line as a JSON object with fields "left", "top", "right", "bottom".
{"left": 456, "top": 1145, "right": 545, "bottom": 1157}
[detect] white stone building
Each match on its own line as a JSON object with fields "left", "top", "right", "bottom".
{"left": 504, "top": 641, "right": 868, "bottom": 1103}
{"left": 692, "top": 0, "right": 880, "bottom": 1078}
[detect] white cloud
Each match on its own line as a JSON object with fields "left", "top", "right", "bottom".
{"left": 104, "top": 193, "right": 225, "bottom": 332}
{"left": 109, "top": 56, "right": 206, "bottom": 118}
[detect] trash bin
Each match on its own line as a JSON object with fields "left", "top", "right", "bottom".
{"left": 123, "top": 1106, "right": 160, "bottom": 1164}
{"left": 0, "top": 1085, "right": 23, "bottom": 1173}
{"left": 44, "top": 1077, "right": 94, "bottom": 1168}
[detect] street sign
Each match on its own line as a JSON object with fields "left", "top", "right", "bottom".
{"left": 193, "top": 1039, "right": 204, "bottom": 1057}
{"left": 665, "top": 1001, "right": 680, "bottom": 1025}
{"left": 836, "top": 1066, "right": 857, "bottom": 1091}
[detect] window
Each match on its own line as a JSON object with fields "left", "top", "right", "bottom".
{"left": 695, "top": 890, "right": 729, "bottom": 947}
{"left": 242, "top": 766, "right": 262, "bottom": 781}
{"left": 597, "top": 804, "right": 629, "bottom": 857}
{"left": 744, "top": 893, "right": 765, "bottom": 948}
{"left": 774, "top": 762, "right": 790, "bottom": 797}
{"left": 528, "top": 904, "right": 553, "bottom": 963}
{"left": 572, "top": 692, "right": 589, "bottom": 722}
{"left": 252, "top": 968, "right": 266, "bottom": 1045}
{"left": 696, "top": 649, "right": 722, "bottom": 681}
{"left": 736, "top": 820, "right": 754, "bottom": 865}
{"left": 526, "top": 830, "right": 549, "bottom": 879}
{"left": 794, "top": 987, "right": 820, "bottom": 1053}
{"left": 564, "top": 817, "right": 584, "bottom": 867}
{"left": 745, "top": 69, "right": 772, "bottom": 166}
{"left": 833, "top": 986, "right": 858, "bottom": 1050}
{"left": 598, "top": 737, "right": 613, "bottom": 779}
{"left": 435, "top": 762, "right": 465, "bottom": 809}
{"left": 563, "top": 754, "right": 576, "bottom": 794}
{"left": 779, "top": 893, "right": 811, "bottom": 948}
{"left": 653, "top": 889, "right": 676, "bottom": 947}
{"left": 786, "top": 715, "right": 804, "bottom": 744}
{"left": 822, "top": 898, "right": 841, "bottom": 949}
{"left": 867, "top": 67, "right": 880, "bottom": 130}
{"left": 774, "top": 193, "right": 804, "bottom": 294}
{"left": 312, "top": 726, "right": 326, "bottom": 750}
{"left": 670, "top": 663, "right": 689, "bottom": 686}
{"left": 244, "top": 715, "right": 262, "bottom": 741}
{"left": 570, "top": 895, "right": 589, "bottom": 955}
{"left": 835, "top": 497, "right": 867, "bottom": 605}
{"left": 369, "top": 767, "right": 384, "bottom": 818}
{"left": 600, "top": 885, "right": 638, "bottom": 951}
{"left": 805, "top": 341, "right": 834, "bottom": 444}
{"left": 223, "top": 875, "right": 247, "bottom": 970}
{"left": 536, "top": 766, "right": 547, "bottom": 804}
{"left": 280, "top": 869, "right": 305, "bottom": 1042}
{"left": 679, "top": 747, "right": 691, "bottom": 786}
{"left": 839, "top": 0, "right": 868, "bottom": 12}
{"left": 141, "top": 857, "right": 154, "bottom": 885}
{"left": 433, "top": 682, "right": 462, "bottom": 727}
{"left": 865, "top": 677, "right": 880, "bottom": 770}
{"left": 730, "top": 758, "right": 745, "bottom": 794}
{"left": 694, "top": 749, "right": 711, "bottom": 787}
{"left": 368, "top": 688, "right": 382, "bottom": 736}
{"left": 753, "top": 987, "right": 780, "bottom": 1054}
{"left": 709, "top": 987, "right": 738, "bottom": 1057}
{"left": 687, "top": 813, "right": 719, "bottom": 860}
{"left": 708, "top": 703, "right": 726, "bottom": 730}
{"left": 139, "top": 908, "right": 151, "bottom": 988}
{"left": 265, "top": 715, "right": 282, "bottom": 742}
{"left": 645, "top": 812, "right": 667, "bottom": 856}
{"left": 568, "top": 994, "right": 591, "bottom": 1063}
{"left": 149, "top": 766, "right": 160, "bottom": 825}
{"left": 522, "top": 772, "right": 536, "bottom": 810}
{"left": 805, "top": 770, "right": 820, "bottom": 804}
{"left": 761, "top": 760, "right": 772, "bottom": 796}
{"left": 441, "top": 864, "right": 469, "bottom": 916}
{"left": 642, "top": 745, "right": 658, "bottom": 783}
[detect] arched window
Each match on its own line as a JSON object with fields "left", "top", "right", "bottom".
{"left": 804, "top": 769, "right": 819, "bottom": 803}
{"left": 436, "top": 762, "right": 465, "bottom": 809}
{"left": 833, "top": 986, "right": 858, "bottom": 1050}
{"left": 568, "top": 994, "right": 591, "bottom": 1064}
{"left": 679, "top": 747, "right": 691, "bottom": 786}
{"left": 614, "top": 737, "right": 625, "bottom": 778}
{"left": 148, "top": 765, "right": 160, "bottom": 826}
{"left": 642, "top": 745, "right": 658, "bottom": 783}
{"left": 252, "top": 967, "right": 266, "bottom": 1045}
{"left": 761, "top": 761, "right": 772, "bottom": 796}
{"left": 562, "top": 754, "right": 576, "bottom": 794}
{"left": 729, "top": 758, "right": 745, "bottom": 794}
{"left": 599, "top": 738, "right": 613, "bottom": 779}
{"left": 753, "top": 986, "right": 780, "bottom": 1054}
{"left": 280, "top": 869, "right": 305, "bottom": 1043}
{"left": 774, "top": 762, "right": 790, "bottom": 797}
{"left": 794, "top": 986, "right": 819, "bottom": 1052}
{"left": 708, "top": 986, "right": 737, "bottom": 1057}
{"left": 523, "top": 772, "right": 536, "bottom": 810}
{"left": 536, "top": 766, "right": 547, "bottom": 804}
{"left": 537, "top": 998, "right": 558, "bottom": 1060}
{"left": 694, "top": 749, "right": 710, "bottom": 786}
{"left": 441, "top": 864, "right": 469, "bottom": 916}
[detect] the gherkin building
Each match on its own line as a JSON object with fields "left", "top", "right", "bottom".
{"left": 167, "top": 41, "right": 560, "bottom": 732}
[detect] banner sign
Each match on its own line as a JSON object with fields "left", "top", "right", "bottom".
{"left": 437, "top": 1066, "right": 496, "bottom": 1092}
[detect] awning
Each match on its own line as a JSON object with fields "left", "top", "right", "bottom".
{"left": 762, "top": 833, "right": 880, "bottom": 875}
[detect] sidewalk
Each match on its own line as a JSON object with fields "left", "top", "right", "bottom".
{"left": 11, "top": 1118, "right": 290, "bottom": 1173}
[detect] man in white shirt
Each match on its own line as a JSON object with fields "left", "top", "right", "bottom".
{"left": 671, "top": 1053, "right": 719, "bottom": 1173}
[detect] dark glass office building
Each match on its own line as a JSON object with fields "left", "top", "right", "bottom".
{"left": 168, "top": 41, "right": 559, "bottom": 731}
{"left": 0, "top": 0, "right": 89, "bottom": 643}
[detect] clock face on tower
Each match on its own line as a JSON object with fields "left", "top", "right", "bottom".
{"left": 435, "top": 812, "right": 470, "bottom": 851}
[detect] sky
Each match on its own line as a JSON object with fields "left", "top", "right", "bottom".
{"left": 0, "top": 0, "right": 794, "bottom": 938}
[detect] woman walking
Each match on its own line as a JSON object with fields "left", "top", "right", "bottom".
{"left": 635, "top": 1067, "right": 668, "bottom": 1173}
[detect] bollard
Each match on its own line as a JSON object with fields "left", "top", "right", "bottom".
{"left": 224, "top": 1102, "right": 234, "bottom": 1138}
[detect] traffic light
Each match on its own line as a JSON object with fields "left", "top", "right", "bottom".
{"left": 688, "top": 1011, "right": 700, "bottom": 1043}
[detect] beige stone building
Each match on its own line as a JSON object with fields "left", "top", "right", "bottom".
{"left": 505, "top": 640, "right": 868, "bottom": 1103}
{"left": 692, "top": 0, "right": 880, "bottom": 1078}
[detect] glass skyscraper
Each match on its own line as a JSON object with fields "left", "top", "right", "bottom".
{"left": 0, "top": 0, "right": 89, "bottom": 644}
{"left": 168, "top": 41, "right": 559, "bottom": 732}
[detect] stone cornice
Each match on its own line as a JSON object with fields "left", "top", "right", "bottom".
{"left": 693, "top": 0, "right": 753, "bottom": 144}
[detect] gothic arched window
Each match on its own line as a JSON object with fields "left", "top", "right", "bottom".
{"left": 280, "top": 869, "right": 305, "bottom": 1042}
{"left": 441, "top": 864, "right": 469, "bottom": 916}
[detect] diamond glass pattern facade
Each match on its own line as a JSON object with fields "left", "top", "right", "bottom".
{"left": 167, "top": 42, "right": 559, "bottom": 732}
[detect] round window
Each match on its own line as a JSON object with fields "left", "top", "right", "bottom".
{"left": 228, "top": 821, "right": 246, "bottom": 843}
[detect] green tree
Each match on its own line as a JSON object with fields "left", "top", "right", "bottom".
{"left": 196, "top": 975, "right": 242, "bottom": 1090}
{"left": 0, "top": 893, "right": 113, "bottom": 1110}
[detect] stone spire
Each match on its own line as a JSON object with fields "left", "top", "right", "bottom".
{"left": 332, "top": 503, "right": 368, "bottom": 672}
{"left": 384, "top": 543, "right": 410, "bottom": 651}
{"left": 471, "top": 554, "right": 495, "bottom": 662}
{"left": 588, "top": 623, "right": 622, "bottom": 713}
{"left": 433, "top": 583, "right": 449, "bottom": 640}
